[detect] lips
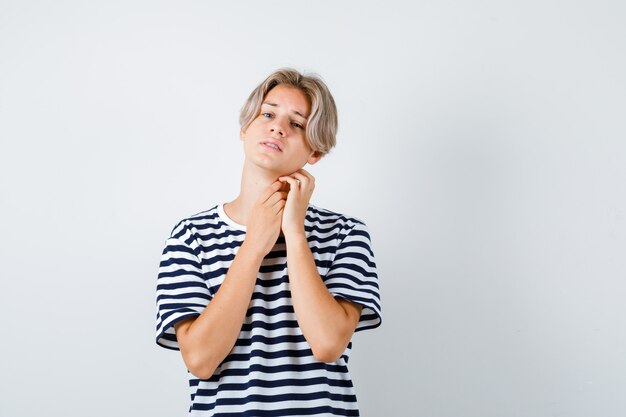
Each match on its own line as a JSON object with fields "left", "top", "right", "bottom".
{"left": 260, "top": 140, "right": 283, "bottom": 152}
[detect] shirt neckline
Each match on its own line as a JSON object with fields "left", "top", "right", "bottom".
{"left": 217, "top": 202, "right": 247, "bottom": 231}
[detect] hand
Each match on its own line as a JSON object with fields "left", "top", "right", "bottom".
{"left": 278, "top": 169, "right": 315, "bottom": 238}
{"left": 243, "top": 180, "right": 288, "bottom": 258}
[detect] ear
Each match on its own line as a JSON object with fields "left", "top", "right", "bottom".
{"left": 307, "top": 150, "right": 323, "bottom": 165}
{"left": 239, "top": 128, "right": 246, "bottom": 141}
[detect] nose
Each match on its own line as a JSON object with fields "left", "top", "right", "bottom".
{"left": 269, "top": 116, "right": 287, "bottom": 136}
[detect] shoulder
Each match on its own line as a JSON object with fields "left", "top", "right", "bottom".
{"left": 167, "top": 204, "right": 222, "bottom": 241}
{"left": 306, "top": 203, "right": 369, "bottom": 233}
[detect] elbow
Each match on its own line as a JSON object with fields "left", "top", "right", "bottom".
{"left": 183, "top": 351, "right": 220, "bottom": 380}
{"left": 311, "top": 342, "right": 346, "bottom": 363}
{"left": 188, "top": 363, "right": 217, "bottom": 380}
{"left": 175, "top": 319, "right": 224, "bottom": 379}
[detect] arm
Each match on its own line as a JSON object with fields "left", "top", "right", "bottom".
{"left": 174, "top": 180, "right": 287, "bottom": 379}
{"left": 285, "top": 232, "right": 363, "bottom": 363}
{"left": 278, "top": 169, "right": 365, "bottom": 362}
{"left": 174, "top": 242, "right": 263, "bottom": 379}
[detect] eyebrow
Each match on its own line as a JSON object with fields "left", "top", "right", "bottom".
{"left": 261, "top": 101, "right": 308, "bottom": 119}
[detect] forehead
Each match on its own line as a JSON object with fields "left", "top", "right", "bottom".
{"left": 262, "top": 85, "right": 311, "bottom": 118}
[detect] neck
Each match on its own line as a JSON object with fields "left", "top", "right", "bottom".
{"left": 224, "top": 158, "right": 283, "bottom": 226}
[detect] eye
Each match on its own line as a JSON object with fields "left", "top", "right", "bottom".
{"left": 261, "top": 112, "right": 304, "bottom": 129}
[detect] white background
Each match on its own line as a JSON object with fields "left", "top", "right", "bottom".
{"left": 1, "top": 1, "right": 625, "bottom": 416}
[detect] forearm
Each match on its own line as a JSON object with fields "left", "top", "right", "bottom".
{"left": 177, "top": 241, "right": 263, "bottom": 378}
{"left": 285, "top": 233, "right": 357, "bottom": 362}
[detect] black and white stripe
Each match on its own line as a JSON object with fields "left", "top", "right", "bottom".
{"left": 156, "top": 203, "right": 382, "bottom": 416}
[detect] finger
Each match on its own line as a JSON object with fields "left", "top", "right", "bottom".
{"left": 279, "top": 176, "right": 301, "bottom": 192}
{"left": 284, "top": 173, "right": 313, "bottom": 191}
{"left": 266, "top": 191, "right": 288, "bottom": 206}
{"left": 290, "top": 171, "right": 310, "bottom": 184}
{"left": 260, "top": 180, "right": 284, "bottom": 203}
{"left": 295, "top": 168, "right": 311, "bottom": 177}
{"left": 285, "top": 169, "right": 310, "bottom": 180}
{"left": 278, "top": 181, "right": 290, "bottom": 193}
{"left": 272, "top": 198, "right": 286, "bottom": 214}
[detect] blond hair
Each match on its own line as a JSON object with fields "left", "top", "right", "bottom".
{"left": 239, "top": 68, "right": 338, "bottom": 158}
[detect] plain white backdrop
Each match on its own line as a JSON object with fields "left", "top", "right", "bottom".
{"left": 1, "top": 1, "right": 625, "bottom": 416}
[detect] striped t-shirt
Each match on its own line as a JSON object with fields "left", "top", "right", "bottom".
{"left": 156, "top": 202, "right": 382, "bottom": 416}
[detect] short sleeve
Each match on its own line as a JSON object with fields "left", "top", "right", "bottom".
{"left": 155, "top": 234, "right": 212, "bottom": 350}
{"left": 324, "top": 220, "right": 382, "bottom": 332}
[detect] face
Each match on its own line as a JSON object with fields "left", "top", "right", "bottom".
{"left": 240, "top": 84, "right": 321, "bottom": 176}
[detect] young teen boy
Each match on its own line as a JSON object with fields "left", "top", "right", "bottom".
{"left": 156, "top": 68, "right": 382, "bottom": 416}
